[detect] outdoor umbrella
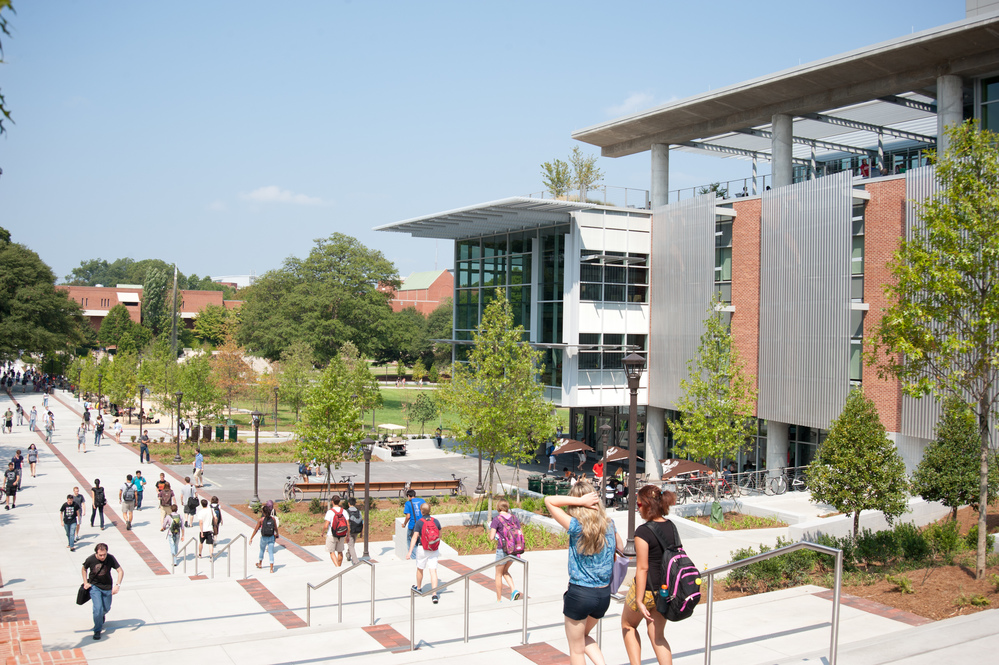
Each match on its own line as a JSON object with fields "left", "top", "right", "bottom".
{"left": 659, "top": 458, "right": 713, "bottom": 480}
{"left": 604, "top": 446, "right": 641, "bottom": 463}
{"left": 552, "top": 439, "right": 593, "bottom": 455}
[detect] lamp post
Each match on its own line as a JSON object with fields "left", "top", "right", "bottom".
{"left": 97, "top": 372, "right": 104, "bottom": 413}
{"left": 173, "top": 391, "right": 184, "bottom": 464}
{"left": 76, "top": 368, "right": 82, "bottom": 401}
{"left": 622, "top": 353, "right": 646, "bottom": 558}
{"left": 360, "top": 437, "right": 376, "bottom": 559}
{"left": 273, "top": 386, "right": 279, "bottom": 436}
{"left": 137, "top": 383, "right": 145, "bottom": 440}
{"left": 251, "top": 411, "right": 263, "bottom": 508}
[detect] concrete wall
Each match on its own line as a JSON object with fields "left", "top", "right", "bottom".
{"left": 789, "top": 497, "right": 951, "bottom": 541}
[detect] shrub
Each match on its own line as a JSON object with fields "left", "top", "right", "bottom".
{"left": 989, "top": 573, "right": 999, "bottom": 593}
{"left": 885, "top": 573, "right": 914, "bottom": 594}
{"left": 308, "top": 498, "right": 324, "bottom": 514}
{"left": 964, "top": 525, "right": 995, "bottom": 553}
{"left": 428, "top": 495, "right": 441, "bottom": 506}
{"left": 725, "top": 538, "right": 822, "bottom": 593}
{"left": 895, "top": 522, "right": 930, "bottom": 561}
{"left": 278, "top": 500, "right": 294, "bottom": 513}
{"left": 925, "top": 520, "right": 962, "bottom": 560}
{"left": 130, "top": 435, "right": 136, "bottom": 443}
{"left": 250, "top": 502, "right": 262, "bottom": 514}
{"left": 855, "top": 528, "right": 902, "bottom": 567}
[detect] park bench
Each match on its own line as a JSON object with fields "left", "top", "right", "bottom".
{"left": 294, "top": 478, "right": 462, "bottom": 498}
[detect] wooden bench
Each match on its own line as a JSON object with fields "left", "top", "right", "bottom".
{"left": 293, "top": 478, "right": 462, "bottom": 498}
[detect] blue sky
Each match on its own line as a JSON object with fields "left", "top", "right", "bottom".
{"left": 1, "top": 1, "right": 958, "bottom": 283}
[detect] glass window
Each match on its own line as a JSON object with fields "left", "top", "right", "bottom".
{"left": 604, "top": 266, "right": 626, "bottom": 284}
{"left": 716, "top": 282, "right": 732, "bottom": 303}
{"left": 984, "top": 101, "right": 999, "bottom": 132}
{"left": 482, "top": 236, "right": 507, "bottom": 257}
{"left": 850, "top": 340, "right": 863, "bottom": 382}
{"left": 627, "top": 285, "right": 648, "bottom": 303}
{"left": 715, "top": 222, "right": 732, "bottom": 248}
{"left": 579, "top": 352, "right": 601, "bottom": 370}
{"left": 851, "top": 310, "right": 864, "bottom": 338}
{"left": 580, "top": 284, "right": 602, "bottom": 301}
{"left": 604, "top": 284, "right": 626, "bottom": 302}
{"left": 851, "top": 276, "right": 864, "bottom": 302}
{"left": 579, "top": 333, "right": 600, "bottom": 346}
{"left": 580, "top": 263, "right": 603, "bottom": 282}
{"left": 851, "top": 236, "right": 864, "bottom": 276}
{"left": 715, "top": 247, "right": 732, "bottom": 282}
{"left": 627, "top": 334, "right": 647, "bottom": 352}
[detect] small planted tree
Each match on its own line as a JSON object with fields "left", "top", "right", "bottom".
{"left": 277, "top": 340, "right": 316, "bottom": 422}
{"left": 295, "top": 352, "right": 362, "bottom": 487}
{"left": 541, "top": 159, "right": 572, "bottom": 199}
{"left": 569, "top": 146, "right": 603, "bottom": 202}
{"left": 211, "top": 322, "right": 255, "bottom": 417}
{"left": 807, "top": 388, "right": 909, "bottom": 537}
{"left": 911, "top": 396, "right": 999, "bottom": 521}
{"left": 407, "top": 392, "right": 439, "bottom": 437}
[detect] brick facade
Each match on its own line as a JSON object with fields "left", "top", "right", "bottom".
{"left": 731, "top": 197, "right": 762, "bottom": 415}
{"left": 387, "top": 270, "right": 453, "bottom": 315}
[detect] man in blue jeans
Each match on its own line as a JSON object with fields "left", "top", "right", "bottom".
{"left": 402, "top": 489, "right": 425, "bottom": 561}
{"left": 60, "top": 495, "right": 79, "bottom": 551}
{"left": 81, "top": 543, "right": 124, "bottom": 640}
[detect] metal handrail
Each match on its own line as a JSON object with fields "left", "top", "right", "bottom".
{"left": 409, "top": 554, "right": 529, "bottom": 651}
{"left": 177, "top": 536, "right": 199, "bottom": 576}
{"left": 210, "top": 533, "right": 248, "bottom": 580}
{"left": 702, "top": 541, "right": 843, "bottom": 665}
{"left": 305, "top": 558, "right": 376, "bottom": 627}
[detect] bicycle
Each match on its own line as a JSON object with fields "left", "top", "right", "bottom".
{"left": 283, "top": 476, "right": 302, "bottom": 503}
{"left": 338, "top": 474, "right": 357, "bottom": 502}
{"left": 450, "top": 473, "right": 467, "bottom": 496}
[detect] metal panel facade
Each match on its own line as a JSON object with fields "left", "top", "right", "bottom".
{"left": 649, "top": 194, "right": 716, "bottom": 408}
{"left": 757, "top": 172, "right": 853, "bottom": 428}
{"left": 900, "top": 166, "right": 942, "bottom": 439}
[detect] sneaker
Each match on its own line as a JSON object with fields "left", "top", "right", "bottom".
{"left": 93, "top": 633, "right": 101, "bottom": 640}
{"left": 70, "top": 547, "right": 75, "bottom": 552}
{"left": 432, "top": 594, "right": 439, "bottom": 604}
{"left": 511, "top": 590, "right": 522, "bottom": 601}
{"left": 126, "top": 522, "right": 131, "bottom": 531}
{"left": 4, "top": 506, "right": 8, "bottom": 511}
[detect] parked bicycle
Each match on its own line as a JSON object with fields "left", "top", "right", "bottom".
{"left": 769, "top": 466, "right": 808, "bottom": 495}
{"left": 450, "top": 474, "right": 467, "bottom": 497}
{"left": 283, "top": 476, "right": 302, "bottom": 503}
{"left": 338, "top": 474, "right": 357, "bottom": 502}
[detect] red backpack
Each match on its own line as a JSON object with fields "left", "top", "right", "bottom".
{"left": 419, "top": 517, "right": 441, "bottom": 551}
{"left": 330, "top": 509, "right": 349, "bottom": 538}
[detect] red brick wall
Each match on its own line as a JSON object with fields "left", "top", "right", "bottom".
{"left": 861, "top": 178, "right": 905, "bottom": 432}
{"left": 731, "top": 198, "right": 761, "bottom": 415}
{"left": 388, "top": 272, "right": 454, "bottom": 315}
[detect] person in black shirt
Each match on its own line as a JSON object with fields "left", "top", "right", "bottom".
{"left": 81, "top": 543, "right": 124, "bottom": 640}
{"left": 621, "top": 484, "right": 678, "bottom": 665}
{"left": 60, "top": 495, "right": 79, "bottom": 550}
{"left": 3, "top": 462, "right": 16, "bottom": 510}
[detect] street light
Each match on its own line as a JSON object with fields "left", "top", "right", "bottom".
{"left": 137, "top": 383, "right": 145, "bottom": 440}
{"left": 251, "top": 410, "right": 263, "bottom": 508}
{"left": 76, "top": 368, "right": 82, "bottom": 402}
{"left": 360, "top": 437, "right": 376, "bottom": 560}
{"left": 173, "top": 391, "right": 184, "bottom": 464}
{"left": 97, "top": 372, "right": 104, "bottom": 413}
{"left": 622, "top": 352, "right": 646, "bottom": 558}
{"left": 273, "top": 386, "right": 279, "bottom": 436}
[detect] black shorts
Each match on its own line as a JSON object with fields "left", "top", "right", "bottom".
{"left": 563, "top": 583, "right": 611, "bottom": 621}
{"left": 200, "top": 532, "right": 214, "bottom": 544}
{"left": 4, "top": 485, "right": 15, "bottom": 497}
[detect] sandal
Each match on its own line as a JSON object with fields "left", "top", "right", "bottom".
{"left": 255, "top": 561, "right": 262, "bottom": 569}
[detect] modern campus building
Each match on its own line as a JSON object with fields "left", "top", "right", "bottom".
{"left": 377, "top": 5, "right": 999, "bottom": 478}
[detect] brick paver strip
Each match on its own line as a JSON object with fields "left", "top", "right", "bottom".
{"left": 811, "top": 589, "right": 932, "bottom": 626}
{"left": 512, "top": 642, "right": 571, "bottom": 665}
{"left": 51, "top": 393, "right": 322, "bottom": 564}
{"left": 439, "top": 558, "right": 519, "bottom": 598}
{"left": 236, "top": 578, "right": 307, "bottom": 629}
{"left": 363, "top": 624, "right": 412, "bottom": 653}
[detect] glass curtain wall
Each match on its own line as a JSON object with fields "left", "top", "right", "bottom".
{"left": 538, "top": 226, "right": 569, "bottom": 390}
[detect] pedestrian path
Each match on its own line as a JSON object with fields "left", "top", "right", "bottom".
{"left": 1, "top": 388, "right": 995, "bottom": 664}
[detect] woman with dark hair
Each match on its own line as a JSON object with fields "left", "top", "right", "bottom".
{"left": 621, "top": 484, "right": 678, "bottom": 665}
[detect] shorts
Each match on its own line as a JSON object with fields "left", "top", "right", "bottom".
{"left": 625, "top": 579, "right": 657, "bottom": 613}
{"left": 563, "top": 583, "right": 611, "bottom": 621}
{"left": 549, "top": 455, "right": 556, "bottom": 465}
{"left": 122, "top": 501, "right": 135, "bottom": 512}
{"left": 495, "top": 547, "right": 506, "bottom": 561}
{"left": 415, "top": 547, "right": 440, "bottom": 570}
{"left": 4, "top": 485, "right": 15, "bottom": 497}
{"left": 200, "top": 532, "right": 214, "bottom": 544}
{"left": 185, "top": 505, "right": 197, "bottom": 516}
{"left": 325, "top": 533, "right": 344, "bottom": 553}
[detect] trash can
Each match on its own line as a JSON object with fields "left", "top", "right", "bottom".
{"left": 202, "top": 425, "right": 212, "bottom": 442}
{"left": 215, "top": 424, "right": 224, "bottom": 441}
{"left": 541, "top": 477, "right": 558, "bottom": 495}
{"left": 228, "top": 420, "right": 237, "bottom": 442}
{"left": 556, "top": 480, "right": 571, "bottom": 495}
{"left": 527, "top": 474, "right": 542, "bottom": 493}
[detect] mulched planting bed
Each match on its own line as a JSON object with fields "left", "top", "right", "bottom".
{"left": 688, "top": 512, "right": 788, "bottom": 530}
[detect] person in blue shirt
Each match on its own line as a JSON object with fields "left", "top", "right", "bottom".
{"left": 402, "top": 489, "right": 426, "bottom": 561}
{"left": 545, "top": 479, "right": 622, "bottom": 665}
{"left": 193, "top": 449, "right": 204, "bottom": 488}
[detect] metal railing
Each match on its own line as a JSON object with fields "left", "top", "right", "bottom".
{"left": 210, "top": 534, "right": 247, "bottom": 580}
{"left": 305, "top": 558, "right": 376, "bottom": 627}
{"left": 176, "top": 536, "right": 200, "bottom": 576}
{"left": 409, "top": 554, "right": 529, "bottom": 651}
{"left": 702, "top": 541, "right": 843, "bottom": 665}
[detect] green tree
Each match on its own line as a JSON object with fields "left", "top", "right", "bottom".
{"left": 98, "top": 305, "right": 135, "bottom": 348}
{"left": 373, "top": 307, "right": 429, "bottom": 365}
{"left": 104, "top": 350, "right": 138, "bottom": 415}
{"left": 295, "top": 352, "right": 363, "bottom": 486}
{"left": 406, "top": 391, "right": 439, "bottom": 436}
{"left": 177, "top": 353, "right": 223, "bottom": 427}
{"left": 425, "top": 296, "right": 453, "bottom": 368}
{"left": 211, "top": 323, "right": 254, "bottom": 417}
{"left": 807, "top": 388, "right": 909, "bottom": 538}
{"left": 278, "top": 340, "right": 316, "bottom": 422}
{"left": 669, "top": 296, "right": 757, "bottom": 505}
{"left": 436, "top": 289, "right": 560, "bottom": 511}
{"left": 193, "top": 303, "right": 232, "bottom": 346}
{"left": 0, "top": 1, "right": 14, "bottom": 137}
{"left": 697, "top": 182, "right": 729, "bottom": 198}
{"left": 142, "top": 267, "right": 169, "bottom": 336}
{"left": 0, "top": 227, "right": 83, "bottom": 362}
{"left": 115, "top": 322, "right": 152, "bottom": 355}
{"left": 411, "top": 358, "right": 427, "bottom": 383}
{"left": 869, "top": 120, "right": 999, "bottom": 579}
{"left": 541, "top": 158, "right": 572, "bottom": 199}
{"left": 569, "top": 146, "right": 603, "bottom": 202}
{"left": 237, "top": 233, "right": 398, "bottom": 363}
{"left": 340, "top": 341, "right": 383, "bottom": 431}
{"left": 912, "top": 396, "right": 999, "bottom": 521}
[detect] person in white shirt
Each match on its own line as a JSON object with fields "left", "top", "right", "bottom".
{"left": 323, "top": 496, "right": 348, "bottom": 567}
{"left": 196, "top": 498, "right": 216, "bottom": 558}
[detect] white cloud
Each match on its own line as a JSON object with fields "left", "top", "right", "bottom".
{"left": 241, "top": 186, "right": 326, "bottom": 206}
{"left": 207, "top": 200, "right": 228, "bottom": 212}
{"left": 606, "top": 92, "right": 656, "bottom": 117}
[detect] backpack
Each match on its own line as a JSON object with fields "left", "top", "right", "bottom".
{"left": 495, "top": 513, "right": 525, "bottom": 556}
{"left": 419, "top": 517, "right": 441, "bottom": 551}
{"left": 330, "top": 509, "right": 349, "bottom": 538}
{"left": 261, "top": 516, "right": 276, "bottom": 537}
{"left": 122, "top": 486, "right": 136, "bottom": 502}
{"left": 170, "top": 514, "right": 182, "bottom": 535}
{"left": 186, "top": 491, "right": 199, "bottom": 512}
{"left": 648, "top": 520, "right": 702, "bottom": 621}
{"left": 212, "top": 504, "right": 222, "bottom": 528}
{"left": 93, "top": 486, "right": 106, "bottom": 507}
{"left": 348, "top": 506, "right": 364, "bottom": 535}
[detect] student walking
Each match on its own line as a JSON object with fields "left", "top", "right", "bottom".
{"left": 157, "top": 480, "right": 174, "bottom": 526}
{"left": 77, "top": 421, "right": 87, "bottom": 453}
{"left": 28, "top": 406, "right": 37, "bottom": 432}
{"left": 93, "top": 415, "right": 104, "bottom": 447}
{"left": 81, "top": 543, "right": 124, "bottom": 640}
{"left": 621, "top": 485, "right": 678, "bottom": 665}
{"left": 193, "top": 448, "right": 204, "bottom": 487}
{"left": 406, "top": 503, "right": 442, "bottom": 604}
{"left": 72, "top": 486, "right": 86, "bottom": 539}
{"left": 402, "top": 489, "right": 426, "bottom": 561}
{"left": 10, "top": 450, "right": 23, "bottom": 489}
{"left": 488, "top": 499, "right": 524, "bottom": 601}
{"left": 139, "top": 430, "right": 151, "bottom": 464}
{"left": 119, "top": 474, "right": 136, "bottom": 530}
{"left": 16, "top": 404, "right": 24, "bottom": 426}
{"left": 160, "top": 504, "right": 184, "bottom": 566}
{"left": 545, "top": 480, "right": 622, "bottom": 665}
{"left": 44, "top": 411, "right": 54, "bottom": 443}
{"left": 132, "top": 470, "right": 147, "bottom": 510}
{"left": 61, "top": 494, "right": 80, "bottom": 551}
{"left": 324, "top": 496, "right": 349, "bottom": 567}
{"left": 210, "top": 496, "right": 222, "bottom": 541}
{"left": 249, "top": 504, "right": 279, "bottom": 573}
{"left": 345, "top": 497, "right": 363, "bottom": 563}
{"left": 111, "top": 419, "right": 123, "bottom": 444}
{"left": 180, "top": 477, "right": 198, "bottom": 527}
{"left": 196, "top": 499, "right": 216, "bottom": 559}
{"left": 4, "top": 462, "right": 17, "bottom": 510}
{"left": 26, "top": 444, "right": 38, "bottom": 478}
{"left": 91, "top": 479, "right": 107, "bottom": 530}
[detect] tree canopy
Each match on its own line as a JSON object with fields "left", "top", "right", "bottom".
{"left": 869, "top": 120, "right": 999, "bottom": 578}
{"left": 63, "top": 257, "right": 236, "bottom": 298}
{"left": 237, "top": 233, "right": 398, "bottom": 363}
{"left": 295, "top": 351, "right": 363, "bottom": 484}
{"left": 541, "top": 158, "right": 572, "bottom": 199}
{"left": 0, "top": 1, "right": 13, "bottom": 138}
{"left": 807, "top": 388, "right": 909, "bottom": 537}
{"left": 277, "top": 340, "right": 317, "bottom": 422}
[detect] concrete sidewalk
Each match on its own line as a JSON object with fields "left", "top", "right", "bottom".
{"left": 1, "top": 388, "right": 995, "bottom": 665}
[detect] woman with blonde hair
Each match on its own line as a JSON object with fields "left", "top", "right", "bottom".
{"left": 621, "top": 484, "right": 678, "bottom": 665}
{"left": 545, "top": 479, "right": 623, "bottom": 665}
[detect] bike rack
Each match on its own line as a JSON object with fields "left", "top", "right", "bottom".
{"left": 702, "top": 541, "right": 843, "bottom": 665}
{"left": 176, "top": 536, "right": 200, "bottom": 576}
{"left": 210, "top": 533, "right": 248, "bottom": 580}
{"left": 409, "top": 554, "right": 529, "bottom": 651}
{"left": 305, "top": 558, "right": 376, "bottom": 627}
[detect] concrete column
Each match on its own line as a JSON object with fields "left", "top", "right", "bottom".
{"left": 651, "top": 143, "right": 669, "bottom": 209}
{"left": 766, "top": 420, "right": 789, "bottom": 478}
{"left": 771, "top": 114, "right": 794, "bottom": 188}
{"left": 645, "top": 406, "right": 666, "bottom": 480}
{"left": 937, "top": 74, "right": 964, "bottom": 156}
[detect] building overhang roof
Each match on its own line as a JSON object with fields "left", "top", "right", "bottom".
{"left": 572, "top": 12, "right": 999, "bottom": 158}
{"left": 375, "top": 196, "right": 649, "bottom": 241}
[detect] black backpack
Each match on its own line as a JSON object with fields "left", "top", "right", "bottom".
{"left": 122, "top": 485, "right": 136, "bottom": 502}
{"left": 348, "top": 506, "right": 364, "bottom": 535}
{"left": 261, "top": 516, "right": 276, "bottom": 537}
{"left": 93, "top": 486, "right": 106, "bottom": 507}
{"left": 648, "top": 520, "right": 702, "bottom": 621}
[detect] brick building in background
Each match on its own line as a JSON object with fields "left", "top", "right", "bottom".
{"left": 59, "top": 285, "right": 241, "bottom": 333}
{"left": 383, "top": 270, "right": 453, "bottom": 315}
